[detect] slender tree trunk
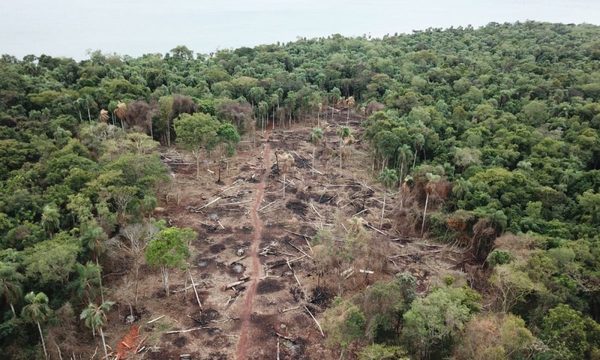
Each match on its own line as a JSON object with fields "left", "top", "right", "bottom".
{"left": 96, "top": 257, "right": 105, "bottom": 304}
{"left": 380, "top": 192, "right": 386, "bottom": 228}
{"left": 37, "top": 321, "right": 48, "bottom": 360}
{"left": 77, "top": 110, "right": 83, "bottom": 123}
{"left": 283, "top": 173, "right": 286, "bottom": 198}
{"left": 346, "top": 107, "right": 350, "bottom": 125}
{"left": 339, "top": 142, "right": 343, "bottom": 170}
{"left": 167, "top": 119, "right": 171, "bottom": 147}
{"left": 100, "top": 328, "right": 108, "bottom": 360}
{"left": 421, "top": 192, "right": 429, "bottom": 236}
{"left": 162, "top": 267, "right": 170, "bottom": 296}
{"left": 134, "top": 262, "right": 140, "bottom": 305}
{"left": 312, "top": 147, "right": 316, "bottom": 174}
{"left": 195, "top": 153, "right": 200, "bottom": 180}
{"left": 399, "top": 160, "right": 405, "bottom": 184}
{"left": 87, "top": 105, "right": 92, "bottom": 122}
{"left": 9, "top": 303, "right": 15, "bottom": 317}
{"left": 413, "top": 148, "right": 418, "bottom": 169}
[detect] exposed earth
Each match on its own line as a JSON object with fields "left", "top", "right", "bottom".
{"left": 105, "top": 110, "right": 465, "bottom": 359}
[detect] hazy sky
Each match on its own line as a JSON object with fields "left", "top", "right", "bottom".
{"left": 1, "top": 0, "right": 599, "bottom": 59}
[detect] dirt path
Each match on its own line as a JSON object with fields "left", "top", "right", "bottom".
{"left": 235, "top": 138, "right": 272, "bottom": 360}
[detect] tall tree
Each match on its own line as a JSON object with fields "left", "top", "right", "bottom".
{"left": 310, "top": 127, "right": 324, "bottom": 173}
{"left": 145, "top": 226, "right": 195, "bottom": 295}
{"left": 378, "top": 168, "right": 398, "bottom": 227}
{"left": 338, "top": 126, "right": 352, "bottom": 170}
{"left": 80, "top": 301, "right": 115, "bottom": 359}
{"left": 21, "top": 292, "right": 52, "bottom": 360}
{"left": 0, "top": 262, "right": 23, "bottom": 317}
{"left": 421, "top": 173, "right": 441, "bottom": 236}
{"left": 174, "top": 113, "right": 220, "bottom": 180}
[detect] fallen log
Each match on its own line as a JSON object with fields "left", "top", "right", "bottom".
{"left": 165, "top": 327, "right": 208, "bottom": 334}
{"left": 303, "top": 305, "right": 325, "bottom": 337}
{"left": 224, "top": 276, "right": 250, "bottom": 290}
{"left": 188, "top": 270, "right": 203, "bottom": 310}
{"left": 147, "top": 315, "right": 165, "bottom": 324}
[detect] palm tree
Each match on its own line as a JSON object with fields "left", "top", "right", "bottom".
{"left": 41, "top": 204, "right": 60, "bottom": 235}
{"left": 0, "top": 262, "right": 24, "bottom": 317}
{"left": 310, "top": 127, "right": 323, "bottom": 173}
{"left": 73, "top": 262, "right": 102, "bottom": 303}
{"left": 21, "top": 292, "right": 51, "bottom": 360}
{"left": 378, "top": 168, "right": 399, "bottom": 227}
{"left": 396, "top": 144, "right": 413, "bottom": 184}
{"left": 80, "top": 301, "right": 115, "bottom": 360}
{"left": 346, "top": 96, "right": 355, "bottom": 125}
{"left": 338, "top": 126, "right": 352, "bottom": 170}
{"left": 412, "top": 134, "right": 425, "bottom": 169}
{"left": 421, "top": 173, "right": 441, "bottom": 236}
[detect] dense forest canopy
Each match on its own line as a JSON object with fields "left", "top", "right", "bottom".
{"left": 1, "top": 21, "right": 600, "bottom": 359}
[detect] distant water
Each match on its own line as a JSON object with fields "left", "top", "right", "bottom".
{"left": 1, "top": 0, "right": 599, "bottom": 59}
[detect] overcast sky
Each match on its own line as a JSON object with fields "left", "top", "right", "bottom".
{"left": 1, "top": 0, "right": 599, "bottom": 59}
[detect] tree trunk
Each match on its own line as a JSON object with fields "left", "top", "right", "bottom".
{"left": 96, "top": 257, "right": 105, "bottom": 304}
{"left": 380, "top": 192, "right": 386, "bottom": 228}
{"left": 37, "top": 321, "right": 48, "bottom": 360}
{"left": 283, "top": 173, "right": 286, "bottom": 198}
{"left": 162, "top": 267, "right": 170, "bottom": 296}
{"left": 339, "top": 142, "right": 343, "bottom": 170}
{"left": 167, "top": 119, "right": 171, "bottom": 147}
{"left": 399, "top": 160, "right": 405, "bottom": 184}
{"left": 9, "top": 303, "right": 15, "bottom": 317}
{"left": 413, "top": 148, "right": 418, "bottom": 169}
{"left": 312, "top": 147, "right": 316, "bottom": 174}
{"left": 346, "top": 108, "right": 350, "bottom": 125}
{"left": 100, "top": 327, "right": 108, "bottom": 360}
{"left": 87, "top": 105, "right": 92, "bottom": 122}
{"left": 77, "top": 109, "right": 83, "bottom": 123}
{"left": 195, "top": 153, "right": 200, "bottom": 180}
{"left": 421, "top": 192, "right": 429, "bottom": 236}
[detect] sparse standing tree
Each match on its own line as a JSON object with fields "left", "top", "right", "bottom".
{"left": 145, "top": 227, "right": 195, "bottom": 295}
{"left": 310, "top": 127, "right": 323, "bottom": 173}
{"left": 21, "top": 292, "right": 51, "bottom": 360}
{"left": 338, "top": 126, "right": 352, "bottom": 170}
{"left": 0, "top": 262, "right": 24, "bottom": 317}
{"left": 80, "top": 301, "right": 115, "bottom": 360}
{"left": 174, "top": 113, "right": 219, "bottom": 180}
{"left": 421, "top": 173, "right": 441, "bottom": 236}
{"left": 378, "top": 168, "right": 398, "bottom": 228}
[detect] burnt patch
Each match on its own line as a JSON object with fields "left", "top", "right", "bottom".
{"left": 190, "top": 308, "right": 220, "bottom": 326}
{"left": 281, "top": 337, "right": 308, "bottom": 360}
{"left": 172, "top": 336, "right": 187, "bottom": 348}
{"left": 290, "top": 286, "right": 305, "bottom": 302}
{"left": 257, "top": 278, "right": 285, "bottom": 294}
{"left": 209, "top": 243, "right": 226, "bottom": 254}
{"left": 309, "top": 286, "right": 334, "bottom": 309}
{"left": 286, "top": 200, "right": 307, "bottom": 216}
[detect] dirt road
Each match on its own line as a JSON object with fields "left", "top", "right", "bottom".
{"left": 235, "top": 139, "right": 272, "bottom": 359}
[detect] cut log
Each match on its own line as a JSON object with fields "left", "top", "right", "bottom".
{"left": 165, "top": 327, "right": 208, "bottom": 334}
{"left": 188, "top": 270, "right": 203, "bottom": 310}
{"left": 303, "top": 305, "right": 325, "bottom": 337}
{"left": 147, "top": 315, "right": 165, "bottom": 324}
{"left": 224, "top": 276, "right": 249, "bottom": 290}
